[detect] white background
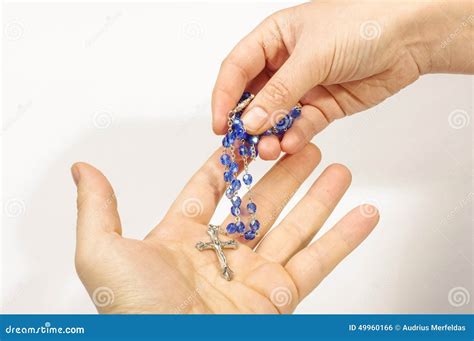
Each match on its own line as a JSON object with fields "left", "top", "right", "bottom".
{"left": 2, "top": 1, "right": 472, "bottom": 314}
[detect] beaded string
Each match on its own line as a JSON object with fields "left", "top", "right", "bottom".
{"left": 220, "top": 92, "right": 302, "bottom": 241}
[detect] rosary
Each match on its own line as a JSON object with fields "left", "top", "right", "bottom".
{"left": 196, "top": 92, "right": 301, "bottom": 280}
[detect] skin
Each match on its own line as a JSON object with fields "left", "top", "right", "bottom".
{"left": 72, "top": 144, "right": 379, "bottom": 313}
{"left": 212, "top": 0, "right": 473, "bottom": 160}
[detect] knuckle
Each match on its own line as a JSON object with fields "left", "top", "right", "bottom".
{"left": 220, "top": 57, "right": 248, "bottom": 83}
{"left": 261, "top": 79, "right": 292, "bottom": 108}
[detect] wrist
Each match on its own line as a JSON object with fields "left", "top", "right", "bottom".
{"left": 407, "top": 1, "right": 473, "bottom": 75}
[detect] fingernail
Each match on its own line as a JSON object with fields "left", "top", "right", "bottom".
{"left": 71, "top": 165, "right": 80, "bottom": 186}
{"left": 242, "top": 107, "right": 268, "bottom": 132}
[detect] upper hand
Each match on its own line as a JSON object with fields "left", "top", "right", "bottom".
{"left": 212, "top": 1, "right": 471, "bottom": 160}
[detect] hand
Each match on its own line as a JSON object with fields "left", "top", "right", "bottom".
{"left": 72, "top": 144, "right": 379, "bottom": 314}
{"left": 212, "top": 0, "right": 473, "bottom": 160}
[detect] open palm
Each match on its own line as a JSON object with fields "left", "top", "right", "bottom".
{"left": 73, "top": 144, "right": 379, "bottom": 314}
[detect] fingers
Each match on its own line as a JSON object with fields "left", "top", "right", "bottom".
{"left": 281, "top": 104, "right": 330, "bottom": 154}
{"left": 221, "top": 144, "right": 321, "bottom": 248}
{"left": 164, "top": 148, "right": 243, "bottom": 225}
{"left": 240, "top": 45, "right": 323, "bottom": 135}
{"left": 285, "top": 205, "right": 380, "bottom": 300}
{"left": 258, "top": 135, "right": 282, "bottom": 160}
{"left": 256, "top": 164, "right": 352, "bottom": 264}
{"left": 212, "top": 10, "right": 293, "bottom": 135}
{"left": 211, "top": 27, "right": 268, "bottom": 134}
{"left": 71, "top": 162, "right": 122, "bottom": 248}
{"left": 280, "top": 84, "right": 348, "bottom": 154}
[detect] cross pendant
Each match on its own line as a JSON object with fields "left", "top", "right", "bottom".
{"left": 196, "top": 224, "right": 238, "bottom": 281}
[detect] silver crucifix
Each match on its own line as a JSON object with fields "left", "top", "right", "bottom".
{"left": 196, "top": 224, "right": 238, "bottom": 281}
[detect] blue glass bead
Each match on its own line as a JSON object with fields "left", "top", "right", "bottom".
{"left": 275, "top": 116, "right": 287, "bottom": 130}
{"left": 224, "top": 171, "right": 232, "bottom": 182}
{"left": 290, "top": 106, "right": 301, "bottom": 119}
{"left": 239, "top": 144, "right": 249, "bottom": 156}
{"left": 274, "top": 128, "right": 285, "bottom": 136}
{"left": 250, "top": 219, "right": 260, "bottom": 231}
{"left": 222, "top": 135, "right": 230, "bottom": 148}
{"left": 236, "top": 221, "right": 245, "bottom": 233}
{"left": 240, "top": 92, "right": 251, "bottom": 102}
{"left": 231, "top": 196, "right": 241, "bottom": 207}
{"left": 232, "top": 118, "right": 243, "bottom": 130}
{"left": 232, "top": 120, "right": 246, "bottom": 139}
{"left": 220, "top": 153, "right": 231, "bottom": 165}
{"left": 227, "top": 131, "right": 236, "bottom": 144}
{"left": 229, "top": 162, "right": 239, "bottom": 174}
{"left": 243, "top": 173, "right": 253, "bottom": 185}
{"left": 231, "top": 206, "right": 241, "bottom": 216}
{"left": 246, "top": 134, "right": 259, "bottom": 145}
{"left": 247, "top": 202, "right": 257, "bottom": 214}
{"left": 225, "top": 188, "right": 234, "bottom": 199}
{"left": 275, "top": 115, "right": 293, "bottom": 132}
{"left": 244, "top": 230, "right": 256, "bottom": 240}
{"left": 231, "top": 179, "right": 241, "bottom": 191}
{"left": 263, "top": 129, "right": 273, "bottom": 136}
{"left": 239, "top": 131, "right": 248, "bottom": 141}
{"left": 235, "top": 126, "right": 246, "bottom": 139}
{"left": 287, "top": 116, "right": 294, "bottom": 129}
{"left": 226, "top": 223, "right": 237, "bottom": 234}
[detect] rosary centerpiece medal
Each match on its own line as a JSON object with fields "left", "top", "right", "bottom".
{"left": 196, "top": 92, "right": 302, "bottom": 281}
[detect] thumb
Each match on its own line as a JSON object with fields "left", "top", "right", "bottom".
{"left": 241, "top": 48, "right": 322, "bottom": 135}
{"left": 71, "top": 162, "right": 122, "bottom": 248}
